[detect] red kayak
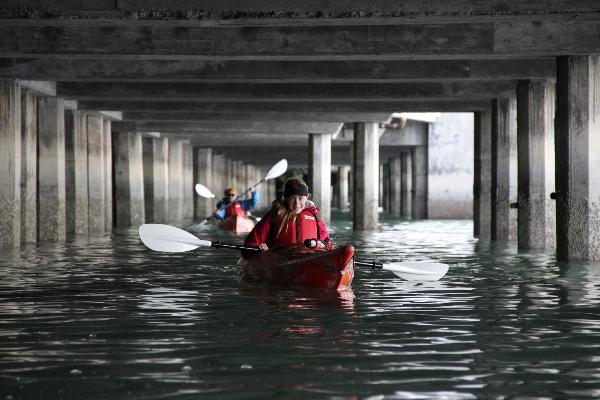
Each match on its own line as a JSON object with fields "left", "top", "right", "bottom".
{"left": 238, "top": 244, "right": 355, "bottom": 290}
{"left": 216, "top": 215, "right": 255, "bottom": 234}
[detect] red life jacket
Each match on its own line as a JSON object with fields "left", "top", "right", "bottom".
{"left": 270, "top": 209, "right": 319, "bottom": 247}
{"left": 225, "top": 202, "right": 245, "bottom": 217}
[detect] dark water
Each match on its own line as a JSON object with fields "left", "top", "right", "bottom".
{"left": 1, "top": 212, "right": 600, "bottom": 399}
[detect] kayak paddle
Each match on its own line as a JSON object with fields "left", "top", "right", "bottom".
{"left": 196, "top": 158, "right": 288, "bottom": 222}
{"left": 139, "top": 224, "right": 449, "bottom": 281}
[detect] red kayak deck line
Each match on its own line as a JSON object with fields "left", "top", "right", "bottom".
{"left": 216, "top": 215, "right": 255, "bottom": 234}
{"left": 237, "top": 244, "right": 355, "bottom": 290}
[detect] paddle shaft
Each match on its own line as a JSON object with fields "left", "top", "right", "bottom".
{"left": 354, "top": 260, "right": 384, "bottom": 269}
{"left": 211, "top": 240, "right": 260, "bottom": 253}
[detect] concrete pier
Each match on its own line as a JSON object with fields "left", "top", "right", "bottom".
{"left": 143, "top": 137, "right": 169, "bottom": 223}
{"left": 65, "top": 110, "right": 89, "bottom": 235}
{"left": 87, "top": 113, "right": 106, "bottom": 234}
{"left": 114, "top": 132, "right": 145, "bottom": 227}
{"left": 389, "top": 157, "right": 402, "bottom": 216}
{"left": 309, "top": 133, "right": 332, "bottom": 224}
{"left": 0, "top": 79, "right": 21, "bottom": 248}
{"left": 20, "top": 88, "right": 37, "bottom": 243}
{"left": 401, "top": 153, "right": 412, "bottom": 217}
{"left": 517, "top": 80, "right": 555, "bottom": 250}
{"left": 211, "top": 153, "right": 225, "bottom": 206}
{"left": 337, "top": 165, "right": 350, "bottom": 211}
{"left": 103, "top": 120, "right": 113, "bottom": 231}
{"left": 168, "top": 140, "right": 184, "bottom": 224}
{"left": 381, "top": 162, "right": 390, "bottom": 212}
{"left": 412, "top": 146, "right": 429, "bottom": 219}
{"left": 183, "top": 142, "right": 194, "bottom": 221}
{"left": 37, "top": 96, "right": 66, "bottom": 242}
{"left": 474, "top": 110, "right": 492, "bottom": 239}
{"left": 352, "top": 122, "right": 379, "bottom": 231}
{"left": 491, "top": 97, "right": 518, "bottom": 241}
{"left": 194, "top": 147, "right": 213, "bottom": 219}
{"left": 556, "top": 55, "right": 600, "bottom": 260}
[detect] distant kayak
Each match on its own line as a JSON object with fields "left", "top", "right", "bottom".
{"left": 216, "top": 215, "right": 255, "bottom": 234}
{"left": 238, "top": 244, "right": 355, "bottom": 290}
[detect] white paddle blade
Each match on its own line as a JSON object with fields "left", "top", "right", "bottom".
{"left": 195, "top": 183, "right": 216, "bottom": 198}
{"left": 139, "top": 224, "right": 212, "bottom": 253}
{"left": 265, "top": 159, "right": 288, "bottom": 181}
{"left": 384, "top": 262, "right": 449, "bottom": 281}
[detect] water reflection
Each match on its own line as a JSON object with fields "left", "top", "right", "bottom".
{"left": 1, "top": 215, "right": 600, "bottom": 399}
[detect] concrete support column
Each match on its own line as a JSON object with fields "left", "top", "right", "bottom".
{"left": 143, "top": 137, "right": 169, "bottom": 223}
{"left": 65, "top": 111, "right": 88, "bottom": 235}
{"left": 211, "top": 153, "right": 224, "bottom": 204}
{"left": 381, "top": 162, "right": 390, "bottom": 212}
{"left": 194, "top": 147, "right": 212, "bottom": 219}
{"left": 0, "top": 79, "right": 21, "bottom": 248}
{"left": 491, "top": 97, "right": 518, "bottom": 241}
{"left": 517, "top": 80, "right": 556, "bottom": 250}
{"left": 87, "top": 113, "right": 105, "bottom": 234}
{"left": 243, "top": 163, "right": 252, "bottom": 193}
{"left": 226, "top": 158, "right": 234, "bottom": 190}
{"left": 412, "top": 146, "right": 429, "bottom": 220}
{"left": 20, "top": 88, "right": 36, "bottom": 243}
{"left": 474, "top": 110, "right": 492, "bottom": 239}
{"left": 37, "top": 97, "right": 66, "bottom": 242}
{"left": 309, "top": 133, "right": 332, "bottom": 224}
{"left": 103, "top": 120, "right": 113, "bottom": 232}
{"left": 114, "top": 132, "right": 145, "bottom": 227}
{"left": 556, "top": 56, "right": 600, "bottom": 260}
{"left": 182, "top": 142, "right": 193, "bottom": 221}
{"left": 389, "top": 157, "right": 402, "bottom": 216}
{"left": 168, "top": 140, "right": 184, "bottom": 224}
{"left": 401, "top": 152, "right": 412, "bottom": 217}
{"left": 338, "top": 165, "right": 350, "bottom": 212}
{"left": 352, "top": 122, "right": 379, "bottom": 231}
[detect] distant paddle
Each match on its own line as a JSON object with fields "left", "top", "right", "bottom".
{"left": 195, "top": 183, "right": 216, "bottom": 199}
{"left": 195, "top": 159, "right": 288, "bottom": 222}
{"left": 138, "top": 224, "right": 449, "bottom": 281}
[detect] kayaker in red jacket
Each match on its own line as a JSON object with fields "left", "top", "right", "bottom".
{"left": 243, "top": 179, "right": 333, "bottom": 258}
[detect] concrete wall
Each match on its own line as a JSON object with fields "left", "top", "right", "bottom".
{"left": 428, "top": 113, "right": 474, "bottom": 219}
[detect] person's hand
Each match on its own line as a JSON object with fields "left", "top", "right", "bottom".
{"left": 258, "top": 243, "right": 269, "bottom": 251}
{"left": 249, "top": 186, "right": 256, "bottom": 192}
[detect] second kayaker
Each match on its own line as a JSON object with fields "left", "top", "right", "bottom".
{"left": 243, "top": 178, "right": 333, "bottom": 257}
{"left": 213, "top": 186, "right": 260, "bottom": 221}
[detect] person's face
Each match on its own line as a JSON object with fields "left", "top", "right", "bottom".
{"left": 286, "top": 195, "right": 308, "bottom": 214}
{"left": 226, "top": 192, "right": 236, "bottom": 200}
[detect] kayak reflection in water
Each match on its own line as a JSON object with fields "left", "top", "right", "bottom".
{"left": 213, "top": 186, "right": 259, "bottom": 221}
{"left": 243, "top": 178, "right": 333, "bottom": 258}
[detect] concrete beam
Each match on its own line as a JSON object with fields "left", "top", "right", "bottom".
{"left": 99, "top": 111, "right": 122, "bottom": 121}
{"left": 0, "top": 58, "right": 555, "bottom": 82}
{"left": 1, "top": 1, "right": 598, "bottom": 17}
{"left": 2, "top": 16, "right": 600, "bottom": 59}
{"left": 20, "top": 80, "right": 56, "bottom": 96}
{"left": 113, "top": 121, "right": 343, "bottom": 135}
{"left": 57, "top": 81, "right": 517, "bottom": 101}
{"left": 79, "top": 100, "right": 489, "bottom": 112}
{"left": 122, "top": 111, "right": 393, "bottom": 123}
{"left": 63, "top": 100, "right": 78, "bottom": 110}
